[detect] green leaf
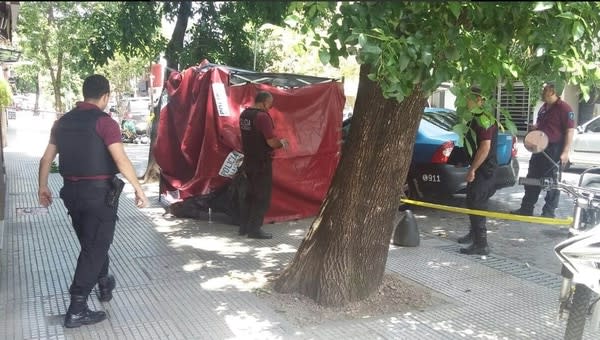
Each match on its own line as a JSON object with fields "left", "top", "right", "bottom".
{"left": 360, "top": 44, "right": 383, "bottom": 62}
{"left": 449, "top": 3, "right": 461, "bottom": 19}
{"left": 572, "top": 21, "right": 584, "bottom": 41}
{"left": 398, "top": 53, "right": 410, "bottom": 72}
{"left": 421, "top": 51, "right": 433, "bottom": 66}
{"left": 477, "top": 114, "right": 492, "bottom": 128}
{"left": 358, "top": 33, "right": 367, "bottom": 47}
{"left": 533, "top": 2, "right": 554, "bottom": 12}
{"left": 503, "top": 119, "right": 518, "bottom": 136}
{"left": 318, "top": 49, "right": 330, "bottom": 65}
{"left": 284, "top": 14, "right": 299, "bottom": 28}
{"left": 452, "top": 123, "right": 469, "bottom": 140}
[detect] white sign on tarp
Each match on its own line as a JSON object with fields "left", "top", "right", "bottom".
{"left": 212, "top": 83, "right": 231, "bottom": 117}
{"left": 219, "top": 151, "right": 244, "bottom": 178}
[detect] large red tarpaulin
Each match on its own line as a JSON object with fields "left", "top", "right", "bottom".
{"left": 154, "top": 64, "right": 345, "bottom": 223}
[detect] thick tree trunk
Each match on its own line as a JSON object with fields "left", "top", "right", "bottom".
{"left": 273, "top": 64, "right": 425, "bottom": 306}
{"left": 142, "top": 1, "right": 191, "bottom": 183}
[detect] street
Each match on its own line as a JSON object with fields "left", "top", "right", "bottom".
{"left": 7, "top": 110, "right": 582, "bottom": 276}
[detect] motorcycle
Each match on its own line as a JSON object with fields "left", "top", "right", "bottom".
{"left": 519, "top": 130, "right": 600, "bottom": 340}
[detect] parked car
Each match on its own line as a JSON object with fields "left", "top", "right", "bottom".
{"left": 342, "top": 107, "right": 519, "bottom": 199}
{"left": 568, "top": 114, "right": 600, "bottom": 169}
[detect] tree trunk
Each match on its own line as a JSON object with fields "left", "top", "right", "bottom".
{"left": 273, "top": 64, "right": 425, "bottom": 307}
{"left": 33, "top": 71, "right": 41, "bottom": 117}
{"left": 142, "top": 1, "right": 191, "bottom": 183}
{"left": 141, "top": 109, "right": 161, "bottom": 183}
{"left": 164, "top": 1, "right": 192, "bottom": 80}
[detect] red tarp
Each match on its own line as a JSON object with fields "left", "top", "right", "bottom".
{"left": 154, "top": 64, "right": 345, "bottom": 223}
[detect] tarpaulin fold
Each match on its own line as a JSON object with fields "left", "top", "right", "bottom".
{"left": 154, "top": 64, "right": 345, "bottom": 223}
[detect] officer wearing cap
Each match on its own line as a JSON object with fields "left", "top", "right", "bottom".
{"left": 457, "top": 86, "right": 498, "bottom": 255}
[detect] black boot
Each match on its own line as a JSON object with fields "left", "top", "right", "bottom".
{"left": 98, "top": 275, "right": 116, "bottom": 302}
{"left": 459, "top": 228, "right": 489, "bottom": 255}
{"left": 247, "top": 229, "right": 272, "bottom": 239}
{"left": 540, "top": 206, "right": 556, "bottom": 218}
{"left": 457, "top": 231, "right": 473, "bottom": 244}
{"left": 64, "top": 295, "right": 107, "bottom": 328}
{"left": 510, "top": 207, "right": 533, "bottom": 216}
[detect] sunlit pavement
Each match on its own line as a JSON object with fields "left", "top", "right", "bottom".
{"left": 0, "top": 113, "right": 597, "bottom": 339}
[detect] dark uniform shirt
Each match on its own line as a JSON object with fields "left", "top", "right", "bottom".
{"left": 50, "top": 102, "right": 122, "bottom": 180}
{"left": 466, "top": 117, "right": 498, "bottom": 177}
{"left": 239, "top": 108, "right": 275, "bottom": 162}
{"left": 536, "top": 98, "right": 575, "bottom": 143}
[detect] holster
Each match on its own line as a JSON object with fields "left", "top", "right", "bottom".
{"left": 105, "top": 177, "right": 125, "bottom": 208}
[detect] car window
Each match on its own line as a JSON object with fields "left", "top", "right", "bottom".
{"left": 422, "top": 109, "right": 458, "bottom": 131}
{"left": 585, "top": 117, "right": 600, "bottom": 133}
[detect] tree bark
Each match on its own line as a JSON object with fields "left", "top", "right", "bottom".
{"left": 164, "top": 1, "right": 192, "bottom": 80}
{"left": 273, "top": 64, "right": 426, "bottom": 306}
{"left": 142, "top": 1, "right": 191, "bottom": 183}
{"left": 43, "top": 5, "right": 63, "bottom": 117}
{"left": 33, "top": 71, "right": 40, "bottom": 117}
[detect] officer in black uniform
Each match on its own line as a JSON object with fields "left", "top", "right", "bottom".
{"left": 238, "top": 91, "right": 288, "bottom": 239}
{"left": 38, "top": 75, "right": 148, "bottom": 328}
{"left": 457, "top": 86, "right": 498, "bottom": 255}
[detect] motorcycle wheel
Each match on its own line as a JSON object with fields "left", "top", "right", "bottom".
{"left": 564, "top": 283, "right": 592, "bottom": 340}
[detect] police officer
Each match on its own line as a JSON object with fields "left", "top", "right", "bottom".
{"left": 38, "top": 75, "right": 148, "bottom": 328}
{"left": 458, "top": 86, "right": 498, "bottom": 256}
{"left": 511, "top": 83, "right": 575, "bottom": 218}
{"left": 238, "top": 91, "right": 288, "bottom": 239}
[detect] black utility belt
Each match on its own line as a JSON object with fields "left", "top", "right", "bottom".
{"left": 64, "top": 176, "right": 115, "bottom": 182}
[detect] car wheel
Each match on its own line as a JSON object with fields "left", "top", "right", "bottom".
{"left": 404, "top": 180, "right": 423, "bottom": 200}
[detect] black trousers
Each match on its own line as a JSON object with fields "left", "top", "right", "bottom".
{"left": 238, "top": 160, "right": 273, "bottom": 234}
{"left": 60, "top": 179, "right": 118, "bottom": 297}
{"left": 520, "top": 142, "right": 562, "bottom": 213}
{"left": 466, "top": 168, "right": 497, "bottom": 237}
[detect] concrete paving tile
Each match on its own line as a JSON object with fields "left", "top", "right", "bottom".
{"left": 2, "top": 137, "right": 599, "bottom": 339}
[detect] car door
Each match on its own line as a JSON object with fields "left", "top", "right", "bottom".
{"left": 572, "top": 116, "right": 600, "bottom": 161}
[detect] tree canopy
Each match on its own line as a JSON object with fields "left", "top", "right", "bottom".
{"left": 16, "top": 2, "right": 165, "bottom": 113}
{"left": 289, "top": 1, "right": 600, "bottom": 146}
{"left": 180, "top": 1, "right": 290, "bottom": 70}
{"left": 273, "top": 1, "right": 600, "bottom": 306}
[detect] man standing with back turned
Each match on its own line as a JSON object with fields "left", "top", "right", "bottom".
{"left": 38, "top": 74, "right": 148, "bottom": 328}
{"left": 238, "top": 91, "right": 288, "bottom": 239}
{"left": 511, "top": 83, "right": 575, "bottom": 218}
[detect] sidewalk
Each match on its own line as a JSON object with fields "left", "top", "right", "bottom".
{"left": 1, "top": 119, "right": 597, "bottom": 339}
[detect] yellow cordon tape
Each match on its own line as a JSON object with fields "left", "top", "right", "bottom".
{"left": 400, "top": 198, "right": 573, "bottom": 226}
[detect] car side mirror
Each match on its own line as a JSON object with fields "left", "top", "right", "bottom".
{"left": 577, "top": 126, "right": 584, "bottom": 134}
{"left": 523, "top": 130, "right": 549, "bottom": 154}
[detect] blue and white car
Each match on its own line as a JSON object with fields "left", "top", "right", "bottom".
{"left": 407, "top": 108, "right": 519, "bottom": 198}
{"left": 342, "top": 107, "right": 519, "bottom": 199}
